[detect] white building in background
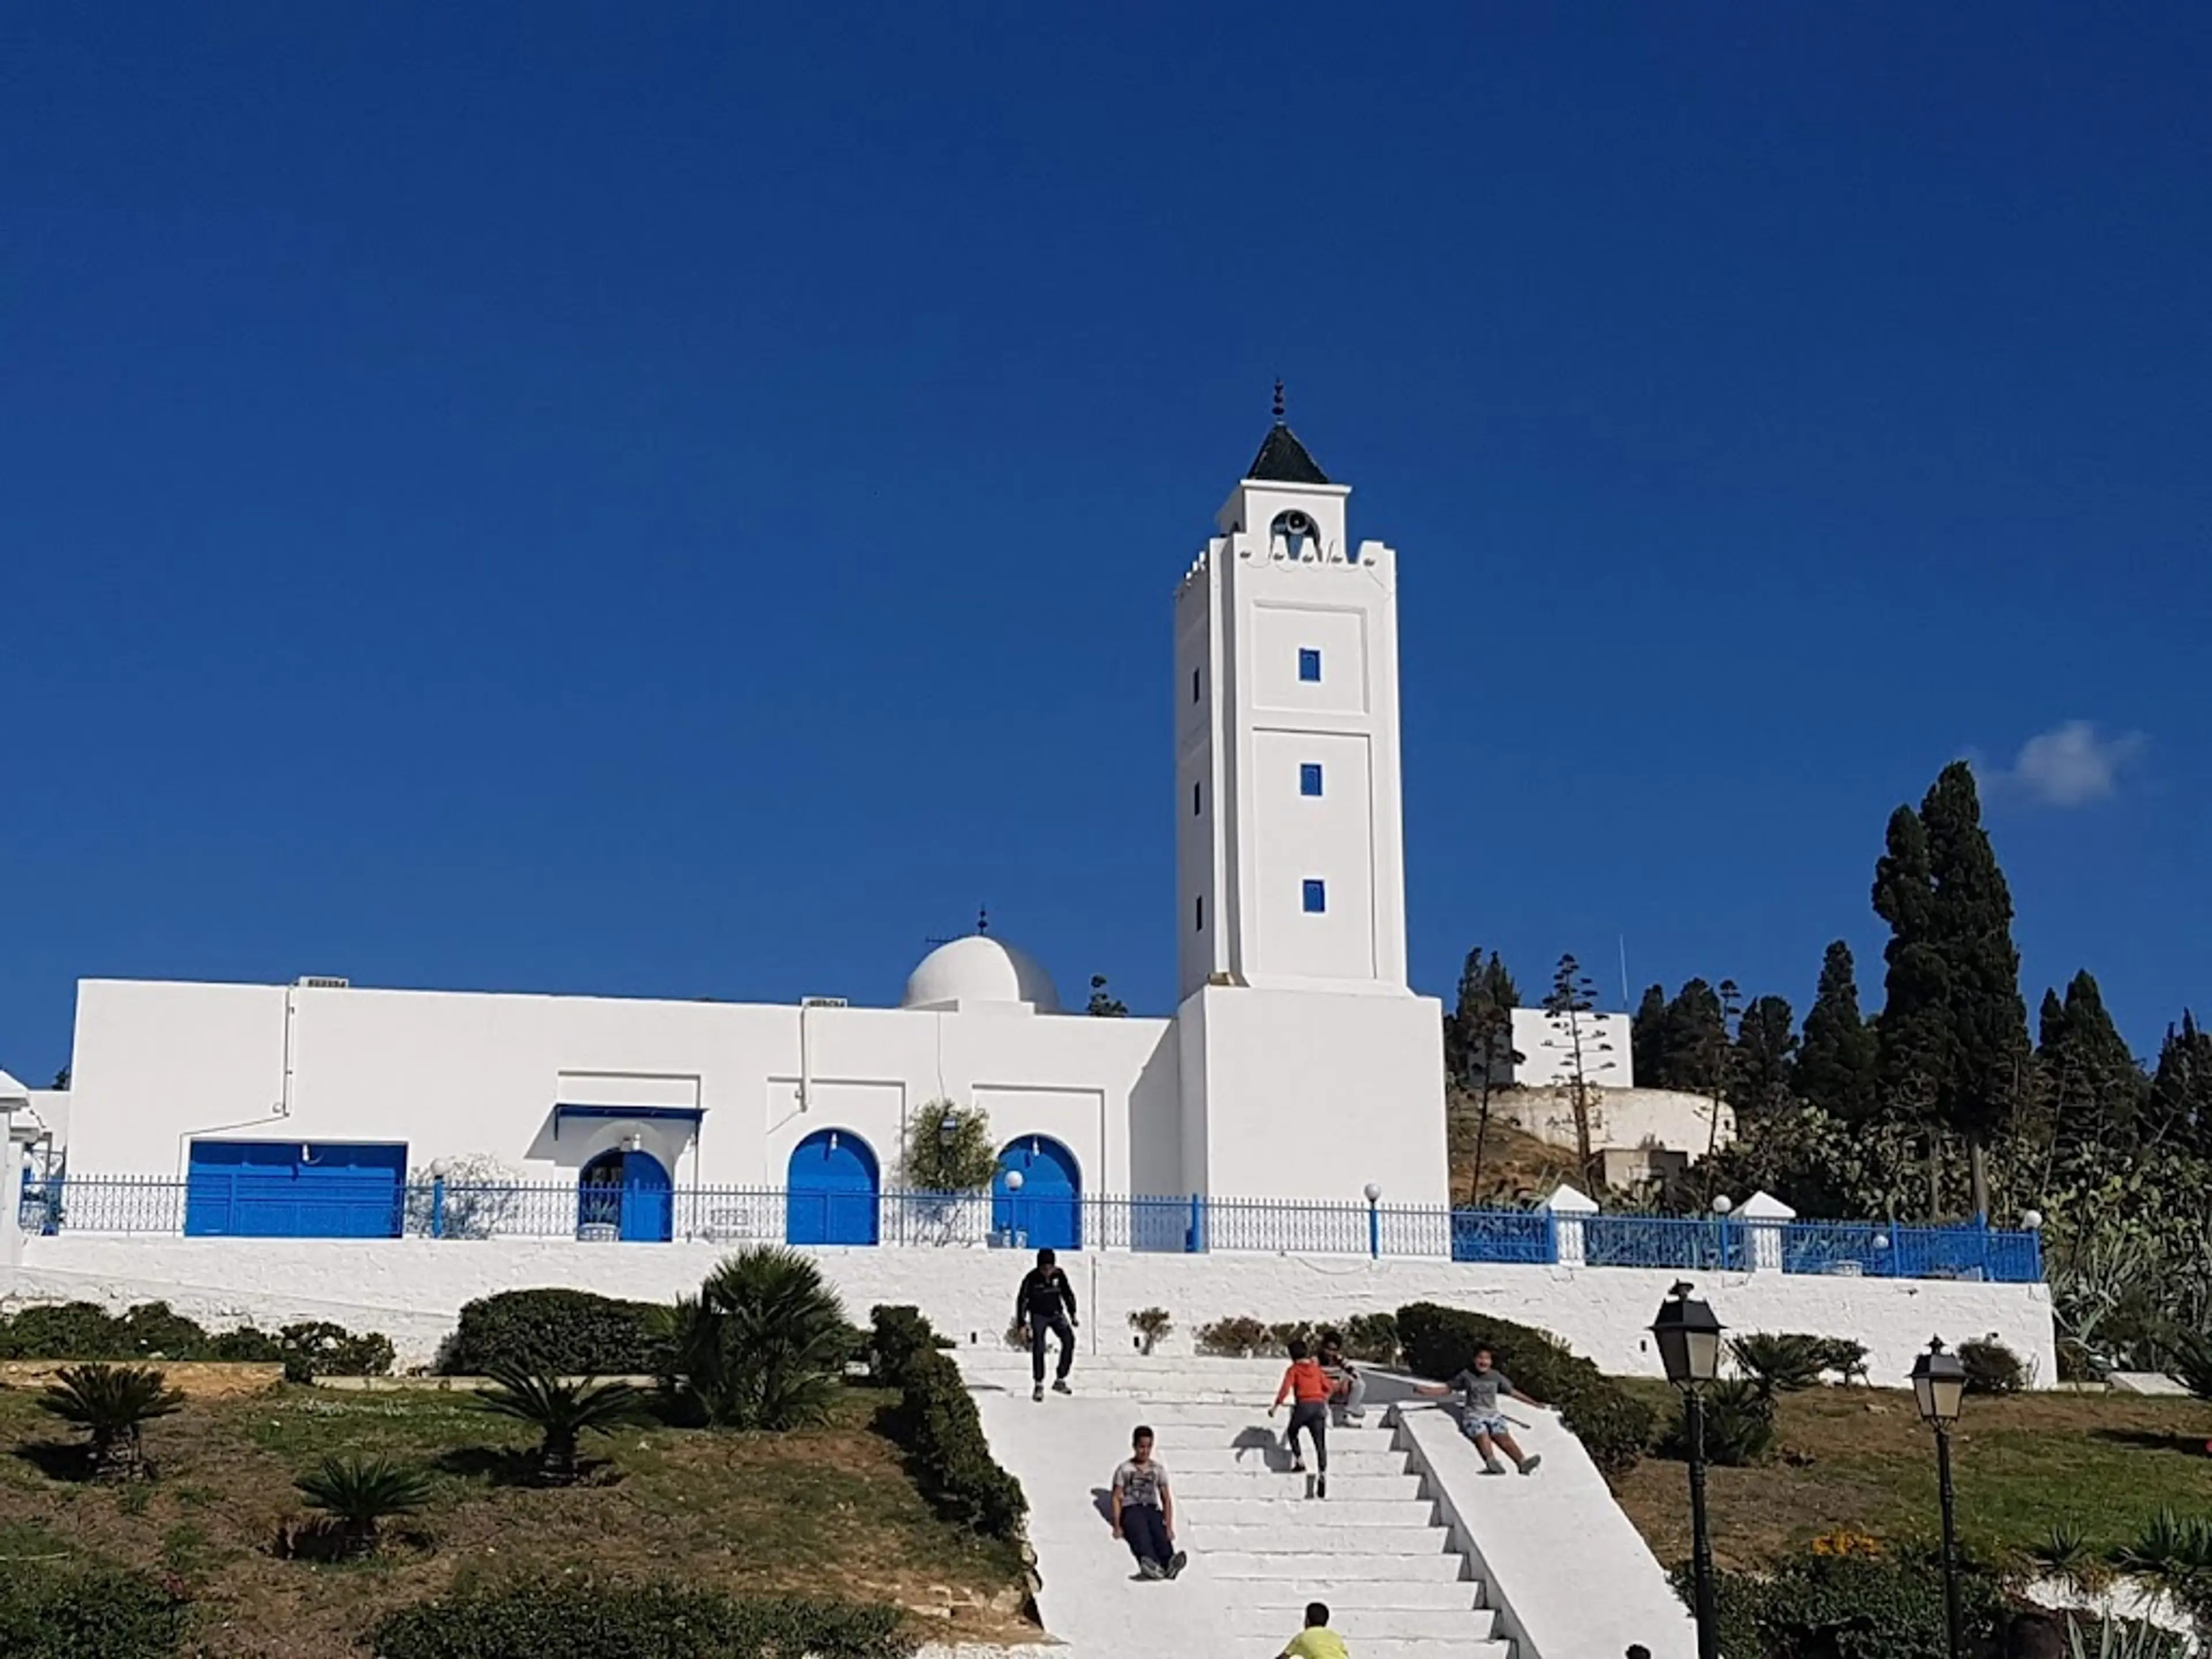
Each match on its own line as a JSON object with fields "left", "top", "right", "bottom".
{"left": 36, "top": 411, "right": 1449, "bottom": 1245}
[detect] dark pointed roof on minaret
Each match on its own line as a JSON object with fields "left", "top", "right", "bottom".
{"left": 1245, "top": 379, "right": 1331, "bottom": 484}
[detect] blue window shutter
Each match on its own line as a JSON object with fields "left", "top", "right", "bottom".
{"left": 1302, "top": 879, "right": 1327, "bottom": 913}
{"left": 1299, "top": 763, "right": 1323, "bottom": 797}
{"left": 1297, "top": 647, "right": 1321, "bottom": 682}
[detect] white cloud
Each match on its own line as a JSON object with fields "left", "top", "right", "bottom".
{"left": 1978, "top": 721, "right": 2146, "bottom": 808}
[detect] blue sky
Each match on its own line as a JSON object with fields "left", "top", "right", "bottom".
{"left": 3, "top": 5, "right": 2207, "bottom": 1083}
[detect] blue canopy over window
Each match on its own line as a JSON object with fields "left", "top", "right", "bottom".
{"left": 552, "top": 1104, "right": 705, "bottom": 1141}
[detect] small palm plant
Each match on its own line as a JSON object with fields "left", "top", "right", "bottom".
{"left": 476, "top": 1365, "right": 646, "bottom": 1484}
{"left": 37, "top": 1363, "right": 184, "bottom": 1479}
{"left": 658, "top": 1247, "right": 852, "bottom": 1430}
{"left": 294, "top": 1454, "right": 432, "bottom": 1559}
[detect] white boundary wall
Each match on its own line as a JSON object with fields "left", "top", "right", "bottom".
{"left": 5, "top": 1236, "right": 2054, "bottom": 1381}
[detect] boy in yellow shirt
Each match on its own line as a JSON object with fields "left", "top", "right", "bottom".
{"left": 1279, "top": 1601, "right": 1348, "bottom": 1659}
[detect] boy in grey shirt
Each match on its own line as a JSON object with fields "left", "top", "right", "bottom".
{"left": 1415, "top": 1346, "right": 1546, "bottom": 1476}
{"left": 1109, "top": 1425, "right": 1187, "bottom": 1580}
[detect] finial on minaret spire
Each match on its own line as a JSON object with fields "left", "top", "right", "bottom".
{"left": 976, "top": 906, "right": 990, "bottom": 936}
{"left": 1272, "top": 379, "right": 1286, "bottom": 422}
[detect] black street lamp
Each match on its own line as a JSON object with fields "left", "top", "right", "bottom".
{"left": 1910, "top": 1336, "right": 1969, "bottom": 1659}
{"left": 1651, "top": 1280, "right": 1724, "bottom": 1659}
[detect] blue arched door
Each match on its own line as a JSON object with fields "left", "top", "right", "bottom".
{"left": 994, "top": 1136, "right": 1081, "bottom": 1251}
{"left": 787, "top": 1129, "right": 879, "bottom": 1246}
{"left": 578, "top": 1148, "right": 673, "bottom": 1243}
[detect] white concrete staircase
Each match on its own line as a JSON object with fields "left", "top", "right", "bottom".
{"left": 959, "top": 1350, "right": 1514, "bottom": 1659}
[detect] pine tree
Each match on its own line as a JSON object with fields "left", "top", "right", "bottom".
{"left": 1543, "top": 954, "right": 1615, "bottom": 1190}
{"left": 1652, "top": 979, "right": 1728, "bottom": 1094}
{"left": 1445, "top": 949, "right": 1522, "bottom": 1201}
{"left": 1631, "top": 984, "right": 1668, "bottom": 1089}
{"left": 1085, "top": 975, "right": 1128, "bottom": 1017}
{"left": 1734, "top": 995, "right": 1798, "bottom": 1123}
{"left": 1798, "top": 941, "right": 1879, "bottom": 1123}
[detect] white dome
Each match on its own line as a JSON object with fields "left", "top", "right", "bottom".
{"left": 900, "top": 935, "right": 1061, "bottom": 1013}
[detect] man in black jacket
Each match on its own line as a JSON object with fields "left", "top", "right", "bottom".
{"left": 1014, "top": 1247, "right": 1079, "bottom": 1402}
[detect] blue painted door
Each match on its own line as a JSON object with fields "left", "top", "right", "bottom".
{"left": 185, "top": 1141, "right": 406, "bottom": 1238}
{"left": 994, "top": 1137, "right": 1081, "bottom": 1251}
{"left": 619, "top": 1149, "right": 672, "bottom": 1242}
{"left": 786, "top": 1130, "right": 878, "bottom": 1246}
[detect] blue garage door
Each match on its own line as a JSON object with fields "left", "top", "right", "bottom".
{"left": 786, "top": 1129, "right": 879, "bottom": 1246}
{"left": 185, "top": 1141, "right": 407, "bottom": 1238}
{"left": 994, "top": 1136, "right": 1081, "bottom": 1252}
{"left": 578, "top": 1148, "right": 673, "bottom": 1243}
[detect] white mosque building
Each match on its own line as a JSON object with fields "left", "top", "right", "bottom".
{"left": 34, "top": 413, "right": 1452, "bottom": 1247}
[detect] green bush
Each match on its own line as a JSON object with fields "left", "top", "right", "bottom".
{"left": 1692, "top": 1548, "right": 2012, "bottom": 1659}
{"left": 870, "top": 1305, "right": 1027, "bottom": 1541}
{"left": 1396, "top": 1301, "right": 1654, "bottom": 1477}
{"left": 372, "top": 1580, "right": 913, "bottom": 1659}
{"left": 204, "top": 1327, "right": 284, "bottom": 1363}
{"left": 1193, "top": 1316, "right": 1272, "bottom": 1357}
{"left": 1958, "top": 1336, "right": 2027, "bottom": 1396}
{"left": 0, "top": 1563, "right": 188, "bottom": 1658}
{"left": 661, "top": 1250, "right": 850, "bottom": 1430}
{"left": 441, "top": 1289, "right": 667, "bottom": 1377}
{"left": 1657, "top": 1378, "right": 1775, "bottom": 1467}
{"left": 1333, "top": 1313, "right": 1402, "bottom": 1365}
{"left": 277, "top": 1321, "right": 395, "bottom": 1384}
{"left": 0, "top": 1301, "right": 130, "bottom": 1359}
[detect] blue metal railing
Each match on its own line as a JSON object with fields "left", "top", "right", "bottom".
{"left": 14, "top": 1175, "right": 2046, "bottom": 1283}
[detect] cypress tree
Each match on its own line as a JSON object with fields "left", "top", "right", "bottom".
{"left": 1656, "top": 978, "right": 1729, "bottom": 1094}
{"left": 2150, "top": 1012, "right": 2212, "bottom": 1158}
{"left": 1873, "top": 762, "right": 2029, "bottom": 1218}
{"left": 1798, "top": 941, "right": 1880, "bottom": 1123}
{"left": 1631, "top": 983, "right": 1668, "bottom": 1089}
{"left": 2040, "top": 971, "right": 2147, "bottom": 1154}
{"left": 1444, "top": 949, "right": 1522, "bottom": 1202}
{"left": 1734, "top": 995, "right": 1798, "bottom": 1122}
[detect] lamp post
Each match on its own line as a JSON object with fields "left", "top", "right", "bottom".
{"left": 1911, "top": 1336, "right": 1968, "bottom": 1659}
{"left": 1363, "top": 1182, "right": 1382, "bottom": 1259}
{"left": 1651, "top": 1280, "right": 1724, "bottom": 1659}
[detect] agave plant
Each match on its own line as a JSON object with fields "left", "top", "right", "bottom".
{"left": 294, "top": 1454, "right": 432, "bottom": 1559}
{"left": 658, "top": 1247, "right": 851, "bottom": 1430}
{"left": 2065, "top": 1611, "right": 2190, "bottom": 1657}
{"left": 37, "top": 1363, "right": 184, "bottom": 1479}
{"left": 2029, "top": 1520, "right": 2110, "bottom": 1599}
{"left": 2113, "top": 1509, "right": 2212, "bottom": 1634}
{"left": 476, "top": 1365, "right": 646, "bottom": 1484}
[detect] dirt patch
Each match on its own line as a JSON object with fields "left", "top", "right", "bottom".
{"left": 0, "top": 1361, "right": 284, "bottom": 1400}
{"left": 0, "top": 1384, "right": 1034, "bottom": 1657}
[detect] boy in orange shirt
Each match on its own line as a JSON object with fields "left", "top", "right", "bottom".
{"left": 1269, "top": 1338, "right": 1334, "bottom": 1498}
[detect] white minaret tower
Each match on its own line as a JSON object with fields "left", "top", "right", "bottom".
{"left": 1172, "top": 392, "right": 1446, "bottom": 1208}
{"left": 1175, "top": 385, "right": 1410, "bottom": 999}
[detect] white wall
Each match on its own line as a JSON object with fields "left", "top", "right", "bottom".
{"left": 1509, "top": 1008, "right": 1635, "bottom": 1091}
{"left": 64, "top": 979, "right": 1177, "bottom": 1198}
{"left": 1179, "top": 982, "right": 1448, "bottom": 1209}
{"left": 1495, "top": 1085, "right": 1737, "bottom": 1157}
{"left": 6, "top": 1234, "right": 2056, "bottom": 1383}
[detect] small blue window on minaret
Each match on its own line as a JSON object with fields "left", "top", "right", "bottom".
{"left": 1300, "top": 763, "right": 1323, "bottom": 797}
{"left": 1297, "top": 648, "right": 1321, "bottom": 683}
{"left": 1302, "top": 878, "right": 1327, "bottom": 914}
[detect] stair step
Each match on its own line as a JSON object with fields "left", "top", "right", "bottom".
{"left": 1229, "top": 1638, "right": 1512, "bottom": 1659}
{"left": 1165, "top": 1448, "right": 1411, "bottom": 1476}
{"left": 1175, "top": 1471, "right": 1424, "bottom": 1501}
{"left": 1179, "top": 1496, "right": 1438, "bottom": 1527}
{"left": 1214, "top": 1577, "right": 1486, "bottom": 1612}
{"left": 1211, "top": 1601, "right": 1500, "bottom": 1641}
{"left": 1203, "top": 1549, "right": 1467, "bottom": 1581}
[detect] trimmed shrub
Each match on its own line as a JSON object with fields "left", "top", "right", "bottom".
{"left": 277, "top": 1321, "right": 395, "bottom": 1384}
{"left": 1193, "top": 1316, "right": 1271, "bottom": 1358}
{"left": 0, "top": 1563, "right": 188, "bottom": 1658}
{"left": 1959, "top": 1336, "right": 2027, "bottom": 1396}
{"left": 1334, "top": 1312, "right": 1402, "bottom": 1365}
{"left": 0, "top": 1302, "right": 130, "bottom": 1359}
{"left": 1693, "top": 1546, "right": 2012, "bottom": 1659}
{"left": 204, "top": 1327, "right": 284, "bottom": 1363}
{"left": 1657, "top": 1378, "right": 1775, "bottom": 1467}
{"left": 1396, "top": 1302, "right": 1654, "bottom": 1477}
{"left": 441, "top": 1289, "right": 666, "bottom": 1377}
{"left": 372, "top": 1580, "right": 913, "bottom": 1659}
{"left": 870, "top": 1305, "right": 1027, "bottom": 1541}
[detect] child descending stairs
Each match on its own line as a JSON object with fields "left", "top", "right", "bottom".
{"left": 958, "top": 1349, "right": 1516, "bottom": 1659}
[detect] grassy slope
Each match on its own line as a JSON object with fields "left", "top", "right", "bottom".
{"left": 1610, "top": 1380, "right": 2212, "bottom": 1573}
{"left": 0, "top": 1384, "right": 1030, "bottom": 1658}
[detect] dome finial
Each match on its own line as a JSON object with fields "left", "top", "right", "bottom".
{"left": 1272, "top": 378, "right": 1286, "bottom": 423}
{"left": 976, "top": 906, "right": 990, "bottom": 936}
